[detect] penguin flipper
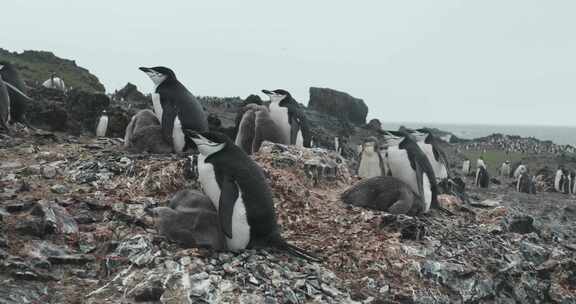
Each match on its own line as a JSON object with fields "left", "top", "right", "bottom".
{"left": 161, "top": 105, "right": 178, "bottom": 144}
{"left": 218, "top": 176, "right": 239, "bottom": 239}
{"left": 3, "top": 81, "right": 32, "bottom": 101}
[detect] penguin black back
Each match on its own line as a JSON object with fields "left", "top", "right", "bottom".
{"left": 0, "top": 61, "right": 28, "bottom": 124}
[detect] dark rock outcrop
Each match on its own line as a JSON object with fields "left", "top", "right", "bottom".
{"left": 113, "top": 83, "right": 151, "bottom": 110}
{"left": 308, "top": 87, "right": 368, "bottom": 125}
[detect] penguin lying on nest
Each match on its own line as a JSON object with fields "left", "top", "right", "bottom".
{"left": 186, "top": 130, "right": 321, "bottom": 262}
{"left": 124, "top": 109, "right": 173, "bottom": 154}
{"left": 151, "top": 189, "right": 226, "bottom": 250}
{"left": 341, "top": 176, "right": 425, "bottom": 215}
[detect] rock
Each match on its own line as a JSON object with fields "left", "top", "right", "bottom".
{"left": 112, "top": 235, "right": 156, "bottom": 266}
{"left": 471, "top": 199, "right": 501, "bottom": 208}
{"left": 48, "top": 254, "right": 96, "bottom": 265}
{"left": 29, "top": 200, "right": 79, "bottom": 235}
{"left": 64, "top": 90, "right": 110, "bottom": 135}
{"left": 520, "top": 241, "right": 549, "bottom": 265}
{"left": 50, "top": 184, "right": 68, "bottom": 194}
{"left": 114, "top": 82, "right": 151, "bottom": 110}
{"left": 308, "top": 87, "right": 368, "bottom": 125}
{"left": 507, "top": 215, "right": 537, "bottom": 234}
{"left": 132, "top": 280, "right": 164, "bottom": 302}
{"left": 41, "top": 165, "right": 58, "bottom": 179}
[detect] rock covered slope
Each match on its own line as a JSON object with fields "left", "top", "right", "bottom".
{"left": 0, "top": 48, "right": 105, "bottom": 92}
{"left": 1, "top": 132, "right": 575, "bottom": 303}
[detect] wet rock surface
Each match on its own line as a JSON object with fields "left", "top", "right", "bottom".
{"left": 0, "top": 131, "right": 575, "bottom": 303}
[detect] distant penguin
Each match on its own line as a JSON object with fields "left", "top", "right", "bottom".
{"left": 475, "top": 162, "right": 489, "bottom": 188}
{"left": 500, "top": 161, "right": 511, "bottom": 178}
{"left": 186, "top": 130, "right": 320, "bottom": 261}
{"left": 0, "top": 61, "right": 31, "bottom": 125}
{"left": 341, "top": 176, "right": 425, "bottom": 215}
{"left": 514, "top": 164, "right": 527, "bottom": 180}
{"left": 554, "top": 168, "right": 563, "bottom": 192}
{"left": 476, "top": 158, "right": 486, "bottom": 171}
{"left": 124, "top": 109, "right": 173, "bottom": 154}
{"left": 139, "top": 66, "right": 208, "bottom": 153}
{"left": 0, "top": 65, "right": 11, "bottom": 132}
{"left": 380, "top": 130, "right": 439, "bottom": 213}
{"left": 357, "top": 137, "right": 385, "bottom": 179}
{"left": 462, "top": 159, "right": 471, "bottom": 176}
{"left": 234, "top": 104, "right": 284, "bottom": 154}
{"left": 95, "top": 110, "right": 109, "bottom": 137}
{"left": 261, "top": 89, "right": 311, "bottom": 147}
{"left": 517, "top": 173, "right": 535, "bottom": 194}
{"left": 42, "top": 73, "right": 66, "bottom": 91}
{"left": 152, "top": 189, "right": 226, "bottom": 250}
{"left": 404, "top": 128, "right": 449, "bottom": 181}
{"left": 335, "top": 137, "right": 340, "bottom": 154}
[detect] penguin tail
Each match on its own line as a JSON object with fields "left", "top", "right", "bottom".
{"left": 273, "top": 237, "right": 322, "bottom": 262}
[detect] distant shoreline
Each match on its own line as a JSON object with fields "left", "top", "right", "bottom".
{"left": 381, "top": 122, "right": 576, "bottom": 146}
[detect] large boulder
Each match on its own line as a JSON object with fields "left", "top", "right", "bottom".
{"left": 114, "top": 83, "right": 151, "bottom": 110}
{"left": 308, "top": 87, "right": 368, "bottom": 125}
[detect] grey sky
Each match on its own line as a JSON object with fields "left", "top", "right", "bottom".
{"left": 2, "top": 1, "right": 575, "bottom": 126}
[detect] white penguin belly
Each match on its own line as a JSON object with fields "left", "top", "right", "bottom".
{"left": 268, "top": 103, "right": 290, "bottom": 144}
{"left": 197, "top": 155, "right": 251, "bottom": 250}
{"left": 554, "top": 170, "right": 562, "bottom": 191}
{"left": 96, "top": 116, "right": 108, "bottom": 137}
{"left": 386, "top": 147, "right": 419, "bottom": 195}
{"left": 296, "top": 130, "right": 304, "bottom": 147}
{"left": 358, "top": 151, "right": 382, "bottom": 178}
{"left": 152, "top": 93, "right": 163, "bottom": 122}
{"left": 172, "top": 117, "right": 186, "bottom": 153}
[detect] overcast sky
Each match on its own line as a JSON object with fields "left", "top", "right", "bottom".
{"left": 2, "top": 1, "right": 575, "bottom": 126}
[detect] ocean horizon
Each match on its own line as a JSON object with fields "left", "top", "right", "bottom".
{"left": 380, "top": 122, "right": 576, "bottom": 147}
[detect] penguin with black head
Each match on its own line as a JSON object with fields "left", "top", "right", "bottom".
{"left": 475, "top": 159, "right": 489, "bottom": 188}
{"left": 403, "top": 128, "right": 449, "bottom": 181}
{"left": 261, "top": 89, "right": 311, "bottom": 147}
{"left": 380, "top": 129, "right": 442, "bottom": 214}
{"left": 185, "top": 130, "right": 320, "bottom": 261}
{"left": 139, "top": 66, "right": 208, "bottom": 153}
{"left": 0, "top": 61, "right": 32, "bottom": 126}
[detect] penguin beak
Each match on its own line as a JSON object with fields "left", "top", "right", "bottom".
{"left": 261, "top": 89, "right": 272, "bottom": 95}
{"left": 139, "top": 67, "right": 151, "bottom": 73}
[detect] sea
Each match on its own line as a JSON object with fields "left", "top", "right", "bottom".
{"left": 380, "top": 122, "right": 576, "bottom": 147}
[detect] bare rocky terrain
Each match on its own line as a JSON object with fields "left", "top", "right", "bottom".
{"left": 1, "top": 128, "right": 575, "bottom": 303}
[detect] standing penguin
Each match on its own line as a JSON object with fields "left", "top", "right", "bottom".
{"left": 462, "top": 158, "right": 471, "bottom": 176}
{"left": 404, "top": 128, "right": 449, "bottom": 181}
{"left": 554, "top": 167, "right": 564, "bottom": 192}
{"left": 234, "top": 104, "right": 284, "bottom": 154}
{"left": 380, "top": 130, "right": 439, "bottom": 213}
{"left": 500, "top": 161, "right": 511, "bottom": 178}
{"left": 0, "top": 61, "right": 31, "bottom": 125}
{"left": 357, "top": 137, "right": 385, "bottom": 179}
{"left": 139, "top": 66, "right": 208, "bottom": 153}
{"left": 0, "top": 65, "right": 11, "bottom": 133}
{"left": 186, "top": 130, "right": 320, "bottom": 261}
{"left": 95, "top": 110, "right": 109, "bottom": 137}
{"left": 42, "top": 73, "right": 66, "bottom": 91}
{"left": 261, "top": 89, "right": 311, "bottom": 147}
{"left": 475, "top": 161, "right": 489, "bottom": 188}
{"left": 517, "top": 172, "right": 536, "bottom": 194}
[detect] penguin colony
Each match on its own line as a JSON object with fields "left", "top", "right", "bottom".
{"left": 3, "top": 60, "right": 574, "bottom": 262}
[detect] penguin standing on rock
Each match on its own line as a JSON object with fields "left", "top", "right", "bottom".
{"left": 186, "top": 130, "right": 320, "bottom": 261}
{"left": 261, "top": 89, "right": 310, "bottom": 147}
{"left": 95, "top": 110, "right": 109, "bottom": 137}
{"left": 139, "top": 66, "right": 208, "bottom": 153}
{"left": 462, "top": 158, "right": 471, "bottom": 176}
{"left": 403, "top": 128, "right": 449, "bottom": 181}
{"left": 475, "top": 159, "right": 489, "bottom": 188}
{"left": 380, "top": 130, "right": 440, "bottom": 214}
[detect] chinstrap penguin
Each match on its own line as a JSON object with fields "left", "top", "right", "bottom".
{"left": 0, "top": 61, "right": 32, "bottom": 126}
{"left": 42, "top": 73, "right": 66, "bottom": 91}
{"left": 152, "top": 189, "right": 226, "bottom": 250}
{"left": 403, "top": 128, "right": 449, "bottom": 181}
{"left": 462, "top": 159, "right": 471, "bottom": 176}
{"left": 261, "top": 89, "right": 311, "bottom": 147}
{"left": 380, "top": 130, "right": 440, "bottom": 214}
{"left": 95, "top": 110, "right": 109, "bottom": 137}
{"left": 341, "top": 176, "right": 425, "bottom": 215}
{"left": 186, "top": 130, "right": 320, "bottom": 261}
{"left": 234, "top": 104, "right": 284, "bottom": 154}
{"left": 124, "top": 109, "right": 173, "bottom": 154}
{"left": 357, "top": 137, "right": 385, "bottom": 179}
{"left": 475, "top": 160, "right": 489, "bottom": 188}
{"left": 139, "top": 66, "right": 208, "bottom": 153}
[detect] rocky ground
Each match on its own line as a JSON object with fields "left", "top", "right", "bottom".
{"left": 1, "top": 129, "right": 575, "bottom": 304}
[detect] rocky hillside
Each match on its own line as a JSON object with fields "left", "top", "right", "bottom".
{"left": 0, "top": 48, "right": 105, "bottom": 92}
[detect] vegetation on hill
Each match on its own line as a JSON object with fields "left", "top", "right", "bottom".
{"left": 0, "top": 48, "right": 105, "bottom": 92}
